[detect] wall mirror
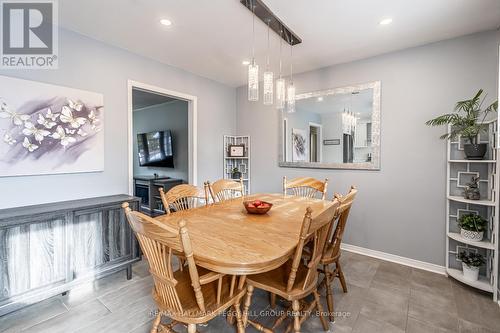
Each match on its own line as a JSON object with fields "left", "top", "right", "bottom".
{"left": 279, "top": 81, "right": 381, "bottom": 170}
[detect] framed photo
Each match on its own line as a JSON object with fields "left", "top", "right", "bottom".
{"left": 323, "top": 139, "right": 340, "bottom": 145}
{"left": 228, "top": 144, "right": 245, "bottom": 157}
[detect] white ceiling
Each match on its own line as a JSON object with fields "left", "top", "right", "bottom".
{"left": 132, "top": 88, "right": 180, "bottom": 110}
{"left": 60, "top": 0, "right": 500, "bottom": 87}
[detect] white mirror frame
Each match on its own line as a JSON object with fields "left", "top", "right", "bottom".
{"left": 278, "top": 80, "right": 381, "bottom": 170}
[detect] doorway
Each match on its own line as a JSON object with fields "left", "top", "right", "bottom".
{"left": 309, "top": 122, "right": 322, "bottom": 163}
{"left": 127, "top": 80, "right": 197, "bottom": 195}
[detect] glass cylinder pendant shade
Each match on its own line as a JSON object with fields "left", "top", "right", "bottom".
{"left": 275, "top": 78, "right": 285, "bottom": 110}
{"left": 248, "top": 60, "right": 259, "bottom": 101}
{"left": 286, "top": 82, "right": 296, "bottom": 113}
{"left": 263, "top": 71, "right": 273, "bottom": 105}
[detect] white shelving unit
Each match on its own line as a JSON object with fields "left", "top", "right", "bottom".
{"left": 446, "top": 120, "right": 499, "bottom": 301}
{"left": 223, "top": 135, "right": 250, "bottom": 194}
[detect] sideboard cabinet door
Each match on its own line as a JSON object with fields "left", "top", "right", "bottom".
{"left": 0, "top": 214, "right": 67, "bottom": 302}
{"left": 71, "top": 204, "right": 136, "bottom": 278}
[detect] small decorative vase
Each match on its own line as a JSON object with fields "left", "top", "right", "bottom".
{"left": 231, "top": 172, "right": 242, "bottom": 179}
{"left": 463, "top": 143, "right": 487, "bottom": 160}
{"left": 462, "top": 263, "right": 480, "bottom": 281}
{"left": 460, "top": 228, "right": 484, "bottom": 242}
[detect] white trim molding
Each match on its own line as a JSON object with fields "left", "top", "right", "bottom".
{"left": 127, "top": 80, "right": 198, "bottom": 195}
{"left": 341, "top": 243, "right": 446, "bottom": 275}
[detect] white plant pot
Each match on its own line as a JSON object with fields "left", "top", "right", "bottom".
{"left": 462, "top": 263, "right": 480, "bottom": 281}
{"left": 460, "top": 228, "right": 484, "bottom": 242}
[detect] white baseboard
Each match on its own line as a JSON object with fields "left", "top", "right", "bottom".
{"left": 341, "top": 243, "right": 446, "bottom": 275}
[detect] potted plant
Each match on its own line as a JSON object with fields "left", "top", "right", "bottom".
{"left": 458, "top": 213, "right": 487, "bottom": 242}
{"left": 231, "top": 167, "right": 242, "bottom": 180}
{"left": 426, "top": 89, "right": 497, "bottom": 159}
{"left": 457, "top": 251, "right": 485, "bottom": 282}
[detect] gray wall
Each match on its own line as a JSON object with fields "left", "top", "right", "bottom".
{"left": 236, "top": 30, "right": 500, "bottom": 266}
{"left": 133, "top": 100, "right": 189, "bottom": 181}
{"left": 0, "top": 29, "right": 236, "bottom": 209}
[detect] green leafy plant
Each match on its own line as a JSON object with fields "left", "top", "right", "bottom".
{"left": 458, "top": 214, "right": 487, "bottom": 232}
{"left": 231, "top": 167, "right": 240, "bottom": 174}
{"left": 457, "top": 251, "right": 485, "bottom": 268}
{"left": 425, "top": 89, "right": 497, "bottom": 144}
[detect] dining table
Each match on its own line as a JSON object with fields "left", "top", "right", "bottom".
{"left": 154, "top": 193, "right": 337, "bottom": 332}
{"left": 154, "top": 193, "right": 337, "bottom": 275}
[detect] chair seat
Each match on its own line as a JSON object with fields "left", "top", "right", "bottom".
{"left": 153, "top": 267, "right": 245, "bottom": 324}
{"left": 246, "top": 260, "right": 318, "bottom": 301}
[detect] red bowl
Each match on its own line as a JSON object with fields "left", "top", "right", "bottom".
{"left": 243, "top": 200, "right": 273, "bottom": 214}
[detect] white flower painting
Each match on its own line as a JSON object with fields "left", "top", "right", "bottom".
{"left": 0, "top": 75, "right": 104, "bottom": 177}
{"left": 292, "top": 128, "right": 308, "bottom": 162}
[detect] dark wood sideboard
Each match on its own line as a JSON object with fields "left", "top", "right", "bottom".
{"left": 0, "top": 195, "right": 141, "bottom": 316}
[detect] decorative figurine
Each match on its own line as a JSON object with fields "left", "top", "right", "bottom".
{"left": 464, "top": 176, "right": 481, "bottom": 200}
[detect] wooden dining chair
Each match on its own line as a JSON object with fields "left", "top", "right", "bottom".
{"left": 318, "top": 186, "right": 357, "bottom": 322}
{"left": 283, "top": 176, "right": 329, "bottom": 200}
{"left": 241, "top": 202, "right": 339, "bottom": 333}
{"left": 122, "top": 202, "right": 246, "bottom": 333}
{"left": 159, "top": 184, "right": 209, "bottom": 214}
{"left": 206, "top": 178, "right": 245, "bottom": 203}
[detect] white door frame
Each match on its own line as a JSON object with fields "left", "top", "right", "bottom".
{"left": 127, "top": 80, "right": 198, "bottom": 195}
{"left": 308, "top": 122, "right": 323, "bottom": 162}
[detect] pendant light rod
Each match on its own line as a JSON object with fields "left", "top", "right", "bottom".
{"left": 252, "top": 0, "right": 255, "bottom": 58}
{"left": 241, "top": 0, "right": 302, "bottom": 46}
{"left": 290, "top": 38, "right": 293, "bottom": 81}
{"left": 266, "top": 20, "right": 270, "bottom": 68}
{"left": 279, "top": 29, "right": 283, "bottom": 77}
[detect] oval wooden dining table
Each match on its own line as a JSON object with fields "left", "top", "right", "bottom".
{"left": 154, "top": 193, "right": 337, "bottom": 275}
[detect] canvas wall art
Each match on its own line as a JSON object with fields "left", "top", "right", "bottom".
{"left": 0, "top": 76, "right": 104, "bottom": 177}
{"left": 292, "top": 128, "right": 308, "bottom": 162}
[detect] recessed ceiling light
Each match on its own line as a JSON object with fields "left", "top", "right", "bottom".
{"left": 317, "top": 97, "right": 324, "bottom": 102}
{"left": 160, "top": 19, "right": 172, "bottom": 26}
{"left": 242, "top": 60, "right": 250, "bottom": 66}
{"left": 379, "top": 18, "right": 393, "bottom": 26}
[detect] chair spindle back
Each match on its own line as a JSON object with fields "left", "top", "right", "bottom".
{"left": 159, "top": 184, "right": 209, "bottom": 214}
{"left": 207, "top": 178, "right": 244, "bottom": 203}
{"left": 283, "top": 176, "right": 329, "bottom": 200}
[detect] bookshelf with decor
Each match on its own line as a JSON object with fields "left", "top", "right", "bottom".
{"left": 223, "top": 135, "right": 250, "bottom": 194}
{"left": 446, "top": 120, "right": 499, "bottom": 301}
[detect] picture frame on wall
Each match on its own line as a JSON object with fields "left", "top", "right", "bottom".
{"left": 0, "top": 75, "right": 104, "bottom": 177}
{"left": 228, "top": 144, "right": 245, "bottom": 157}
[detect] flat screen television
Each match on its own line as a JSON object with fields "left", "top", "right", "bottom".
{"left": 137, "top": 130, "right": 174, "bottom": 167}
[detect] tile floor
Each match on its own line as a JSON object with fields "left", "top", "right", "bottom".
{"left": 1, "top": 251, "right": 499, "bottom": 333}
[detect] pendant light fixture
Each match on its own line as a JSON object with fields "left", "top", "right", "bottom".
{"left": 263, "top": 20, "right": 273, "bottom": 105}
{"left": 286, "top": 38, "right": 296, "bottom": 113}
{"left": 247, "top": 0, "right": 259, "bottom": 101}
{"left": 275, "top": 28, "right": 286, "bottom": 110}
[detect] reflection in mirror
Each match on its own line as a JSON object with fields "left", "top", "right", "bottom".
{"left": 279, "top": 81, "right": 380, "bottom": 170}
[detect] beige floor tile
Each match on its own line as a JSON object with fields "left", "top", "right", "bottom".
{"left": 370, "top": 269, "right": 411, "bottom": 296}
{"left": 459, "top": 319, "right": 500, "bottom": 333}
{"left": 342, "top": 258, "right": 379, "bottom": 289}
{"left": 359, "top": 299, "right": 407, "bottom": 330}
{"left": 352, "top": 314, "right": 404, "bottom": 333}
{"left": 406, "top": 317, "right": 454, "bottom": 333}
{"left": 0, "top": 297, "right": 67, "bottom": 333}
{"left": 22, "top": 299, "right": 110, "bottom": 333}
{"left": 408, "top": 302, "right": 458, "bottom": 332}
{"left": 364, "top": 285, "right": 409, "bottom": 310}
{"left": 410, "top": 288, "right": 458, "bottom": 314}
